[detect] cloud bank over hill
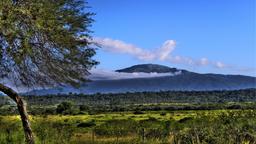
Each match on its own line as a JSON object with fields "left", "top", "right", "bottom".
{"left": 89, "top": 69, "right": 181, "bottom": 81}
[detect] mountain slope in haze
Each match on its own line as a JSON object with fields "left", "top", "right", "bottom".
{"left": 26, "top": 64, "right": 256, "bottom": 95}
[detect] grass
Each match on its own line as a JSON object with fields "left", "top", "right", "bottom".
{"left": 0, "top": 110, "right": 256, "bottom": 143}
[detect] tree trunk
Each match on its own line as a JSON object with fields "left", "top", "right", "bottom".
{"left": 0, "top": 83, "right": 35, "bottom": 144}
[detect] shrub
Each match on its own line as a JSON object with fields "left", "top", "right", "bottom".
{"left": 133, "top": 110, "right": 144, "bottom": 115}
{"left": 77, "top": 121, "right": 96, "bottom": 128}
{"left": 56, "top": 101, "right": 74, "bottom": 114}
{"left": 79, "top": 105, "right": 90, "bottom": 111}
{"left": 160, "top": 112, "right": 167, "bottom": 116}
{"left": 178, "top": 117, "right": 193, "bottom": 123}
{"left": 94, "top": 119, "right": 137, "bottom": 136}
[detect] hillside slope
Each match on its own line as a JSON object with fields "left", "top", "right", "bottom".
{"left": 27, "top": 64, "right": 256, "bottom": 95}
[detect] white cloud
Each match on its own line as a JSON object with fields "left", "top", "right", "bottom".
{"left": 158, "top": 40, "right": 176, "bottom": 61}
{"left": 89, "top": 68, "right": 182, "bottom": 80}
{"left": 93, "top": 38, "right": 142, "bottom": 55}
{"left": 199, "top": 58, "right": 209, "bottom": 66}
{"left": 93, "top": 37, "right": 234, "bottom": 70}
{"left": 215, "top": 61, "right": 226, "bottom": 68}
{"left": 93, "top": 37, "right": 176, "bottom": 61}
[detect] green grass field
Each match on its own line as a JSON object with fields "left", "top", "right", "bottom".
{"left": 1, "top": 110, "right": 256, "bottom": 144}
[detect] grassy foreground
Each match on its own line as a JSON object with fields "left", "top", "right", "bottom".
{"left": 0, "top": 110, "right": 256, "bottom": 144}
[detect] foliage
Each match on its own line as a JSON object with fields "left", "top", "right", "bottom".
{"left": 22, "top": 89, "right": 256, "bottom": 106}
{"left": 1, "top": 89, "right": 256, "bottom": 115}
{"left": 0, "top": 0, "right": 98, "bottom": 87}
{"left": 56, "top": 101, "right": 75, "bottom": 114}
{"left": 77, "top": 120, "right": 96, "bottom": 128}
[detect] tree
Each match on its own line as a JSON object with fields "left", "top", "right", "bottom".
{"left": 56, "top": 101, "right": 74, "bottom": 114}
{"left": 0, "top": 0, "right": 98, "bottom": 143}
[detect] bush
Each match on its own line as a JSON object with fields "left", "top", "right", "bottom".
{"left": 94, "top": 119, "right": 137, "bottom": 136}
{"left": 79, "top": 105, "right": 90, "bottom": 111}
{"left": 133, "top": 110, "right": 144, "bottom": 115}
{"left": 56, "top": 101, "right": 74, "bottom": 114}
{"left": 160, "top": 112, "right": 166, "bottom": 116}
{"left": 77, "top": 121, "right": 96, "bottom": 128}
{"left": 178, "top": 117, "right": 193, "bottom": 123}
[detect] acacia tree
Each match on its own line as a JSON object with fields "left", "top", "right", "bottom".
{"left": 0, "top": 0, "right": 98, "bottom": 143}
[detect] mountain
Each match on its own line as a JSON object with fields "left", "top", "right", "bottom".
{"left": 116, "top": 64, "right": 186, "bottom": 73}
{"left": 26, "top": 64, "right": 256, "bottom": 95}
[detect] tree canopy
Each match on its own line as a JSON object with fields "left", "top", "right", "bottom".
{"left": 0, "top": 0, "right": 98, "bottom": 87}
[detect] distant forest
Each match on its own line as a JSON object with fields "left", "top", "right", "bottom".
{"left": 22, "top": 88, "right": 256, "bottom": 105}
{"left": 1, "top": 88, "right": 255, "bottom": 106}
{"left": 0, "top": 89, "right": 256, "bottom": 115}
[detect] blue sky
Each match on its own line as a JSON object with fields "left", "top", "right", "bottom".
{"left": 87, "top": 0, "right": 255, "bottom": 76}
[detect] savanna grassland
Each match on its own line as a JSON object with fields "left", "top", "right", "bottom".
{"left": 1, "top": 110, "right": 256, "bottom": 144}
{"left": 0, "top": 89, "right": 256, "bottom": 144}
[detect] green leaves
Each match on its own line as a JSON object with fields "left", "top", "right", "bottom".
{"left": 0, "top": 0, "right": 98, "bottom": 87}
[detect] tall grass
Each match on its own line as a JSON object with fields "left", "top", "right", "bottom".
{"left": 0, "top": 110, "right": 255, "bottom": 144}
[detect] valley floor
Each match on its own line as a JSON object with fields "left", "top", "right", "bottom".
{"left": 1, "top": 110, "right": 256, "bottom": 144}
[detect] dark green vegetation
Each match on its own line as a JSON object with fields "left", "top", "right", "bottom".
{"left": 0, "top": 89, "right": 256, "bottom": 143}
{"left": 3, "top": 88, "right": 254, "bottom": 115}
{"left": 25, "top": 88, "right": 256, "bottom": 105}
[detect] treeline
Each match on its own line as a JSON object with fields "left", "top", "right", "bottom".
{"left": 22, "top": 88, "right": 256, "bottom": 106}
{"left": 0, "top": 89, "right": 256, "bottom": 115}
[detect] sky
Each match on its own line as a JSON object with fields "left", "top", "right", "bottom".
{"left": 87, "top": 0, "right": 256, "bottom": 76}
